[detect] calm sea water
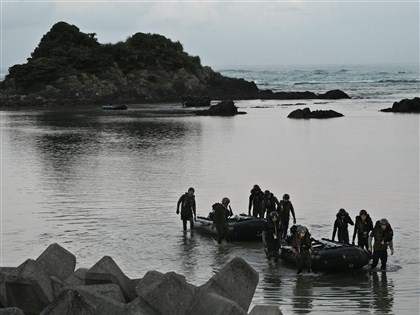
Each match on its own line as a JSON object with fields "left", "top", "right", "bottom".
{"left": 1, "top": 64, "right": 419, "bottom": 314}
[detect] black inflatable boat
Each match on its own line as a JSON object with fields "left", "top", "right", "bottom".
{"left": 195, "top": 214, "right": 266, "bottom": 241}
{"left": 280, "top": 238, "right": 371, "bottom": 271}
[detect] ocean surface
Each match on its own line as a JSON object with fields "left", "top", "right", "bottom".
{"left": 1, "top": 64, "right": 419, "bottom": 314}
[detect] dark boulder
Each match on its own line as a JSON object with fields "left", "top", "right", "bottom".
{"left": 195, "top": 100, "right": 246, "bottom": 116}
{"left": 287, "top": 107, "right": 344, "bottom": 119}
{"left": 381, "top": 97, "right": 420, "bottom": 113}
{"left": 319, "top": 89, "right": 351, "bottom": 99}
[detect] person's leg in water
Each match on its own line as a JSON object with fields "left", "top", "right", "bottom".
{"left": 296, "top": 253, "right": 303, "bottom": 274}
{"left": 282, "top": 220, "right": 289, "bottom": 240}
{"left": 379, "top": 250, "right": 388, "bottom": 270}
{"left": 302, "top": 251, "right": 312, "bottom": 272}
{"left": 183, "top": 220, "right": 188, "bottom": 231}
{"left": 189, "top": 216, "right": 194, "bottom": 230}
{"left": 371, "top": 250, "right": 381, "bottom": 268}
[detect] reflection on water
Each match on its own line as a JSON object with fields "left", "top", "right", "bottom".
{"left": 178, "top": 230, "right": 198, "bottom": 278}
{"left": 371, "top": 272, "right": 394, "bottom": 314}
{"left": 292, "top": 276, "right": 314, "bottom": 314}
{"left": 2, "top": 101, "right": 419, "bottom": 314}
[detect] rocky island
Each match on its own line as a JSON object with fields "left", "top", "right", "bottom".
{"left": 0, "top": 22, "right": 350, "bottom": 107}
{"left": 380, "top": 97, "right": 420, "bottom": 113}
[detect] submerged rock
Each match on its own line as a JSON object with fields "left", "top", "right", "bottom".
{"left": 381, "top": 97, "right": 420, "bottom": 113}
{"left": 287, "top": 107, "right": 344, "bottom": 119}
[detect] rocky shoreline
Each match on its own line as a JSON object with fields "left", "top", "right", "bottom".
{"left": 0, "top": 243, "right": 283, "bottom": 315}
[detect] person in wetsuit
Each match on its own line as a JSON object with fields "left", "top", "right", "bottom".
{"left": 248, "top": 184, "right": 265, "bottom": 218}
{"left": 369, "top": 218, "right": 394, "bottom": 271}
{"left": 176, "top": 187, "right": 196, "bottom": 230}
{"left": 262, "top": 190, "right": 281, "bottom": 219}
{"left": 291, "top": 225, "right": 314, "bottom": 274}
{"left": 264, "top": 211, "right": 281, "bottom": 262}
{"left": 332, "top": 208, "right": 354, "bottom": 243}
{"left": 279, "top": 194, "right": 296, "bottom": 239}
{"left": 352, "top": 209, "right": 374, "bottom": 250}
{"left": 212, "top": 197, "right": 231, "bottom": 244}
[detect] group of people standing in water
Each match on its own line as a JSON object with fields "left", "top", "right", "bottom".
{"left": 176, "top": 185, "right": 395, "bottom": 272}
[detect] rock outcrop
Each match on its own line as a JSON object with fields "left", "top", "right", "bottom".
{"left": 1, "top": 243, "right": 282, "bottom": 315}
{"left": 380, "top": 97, "right": 420, "bottom": 113}
{"left": 287, "top": 107, "right": 344, "bottom": 119}
{"left": 0, "top": 21, "right": 350, "bottom": 107}
{"left": 195, "top": 100, "right": 246, "bottom": 116}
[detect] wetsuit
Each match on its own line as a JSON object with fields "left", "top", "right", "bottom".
{"left": 292, "top": 233, "right": 312, "bottom": 273}
{"left": 264, "top": 218, "right": 281, "bottom": 261}
{"left": 352, "top": 215, "right": 374, "bottom": 250}
{"left": 369, "top": 222, "right": 394, "bottom": 270}
{"left": 279, "top": 200, "right": 296, "bottom": 239}
{"left": 262, "top": 193, "right": 280, "bottom": 219}
{"left": 332, "top": 213, "right": 354, "bottom": 243}
{"left": 213, "top": 203, "right": 229, "bottom": 244}
{"left": 249, "top": 189, "right": 264, "bottom": 218}
{"left": 177, "top": 193, "right": 196, "bottom": 230}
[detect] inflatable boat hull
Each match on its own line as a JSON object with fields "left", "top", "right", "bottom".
{"left": 280, "top": 238, "right": 371, "bottom": 272}
{"left": 195, "top": 215, "right": 266, "bottom": 241}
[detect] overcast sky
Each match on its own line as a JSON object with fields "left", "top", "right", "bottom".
{"left": 1, "top": 1, "right": 419, "bottom": 72}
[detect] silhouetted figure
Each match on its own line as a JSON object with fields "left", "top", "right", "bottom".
{"left": 212, "top": 197, "right": 231, "bottom": 244}
{"left": 264, "top": 211, "right": 281, "bottom": 262}
{"left": 279, "top": 193, "right": 296, "bottom": 239}
{"left": 332, "top": 208, "right": 354, "bottom": 243}
{"left": 176, "top": 187, "right": 196, "bottom": 230}
{"left": 248, "top": 184, "right": 264, "bottom": 218}
{"left": 291, "top": 226, "right": 313, "bottom": 274}
{"left": 369, "top": 218, "right": 394, "bottom": 271}
{"left": 352, "top": 209, "right": 374, "bottom": 250}
{"left": 262, "top": 190, "right": 281, "bottom": 219}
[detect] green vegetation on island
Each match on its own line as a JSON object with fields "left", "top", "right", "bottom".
{"left": 0, "top": 21, "right": 349, "bottom": 107}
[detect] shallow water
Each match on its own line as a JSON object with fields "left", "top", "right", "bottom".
{"left": 1, "top": 99, "right": 419, "bottom": 314}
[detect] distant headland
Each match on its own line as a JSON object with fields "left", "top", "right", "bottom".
{"left": 0, "top": 22, "right": 350, "bottom": 107}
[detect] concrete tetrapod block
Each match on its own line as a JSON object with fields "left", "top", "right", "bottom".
{"left": 69, "top": 285, "right": 128, "bottom": 315}
{"left": 72, "top": 284, "right": 126, "bottom": 303}
{"left": 5, "top": 259, "right": 54, "bottom": 315}
{"left": 138, "top": 271, "right": 197, "bottom": 315}
{"left": 0, "top": 308, "right": 25, "bottom": 315}
{"left": 35, "top": 243, "right": 76, "bottom": 281}
{"left": 187, "top": 291, "right": 247, "bottom": 315}
{"left": 0, "top": 268, "right": 16, "bottom": 307}
{"left": 126, "top": 297, "right": 161, "bottom": 315}
{"left": 135, "top": 270, "right": 164, "bottom": 298}
{"left": 65, "top": 268, "right": 89, "bottom": 287}
{"left": 199, "top": 257, "right": 259, "bottom": 312}
{"left": 40, "top": 289, "right": 97, "bottom": 315}
{"left": 249, "top": 305, "right": 283, "bottom": 315}
{"left": 86, "top": 256, "right": 135, "bottom": 302}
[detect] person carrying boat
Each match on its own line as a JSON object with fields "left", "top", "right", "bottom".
{"left": 212, "top": 197, "right": 231, "bottom": 244}
{"left": 368, "top": 218, "right": 394, "bottom": 271}
{"left": 248, "top": 184, "right": 265, "bottom": 218}
{"left": 290, "top": 225, "right": 314, "bottom": 274}
{"left": 176, "top": 187, "right": 197, "bottom": 231}
{"left": 332, "top": 208, "right": 354, "bottom": 243}
{"left": 279, "top": 194, "right": 297, "bottom": 240}
{"left": 262, "top": 190, "right": 281, "bottom": 219}
{"left": 352, "top": 209, "right": 374, "bottom": 250}
{"left": 264, "top": 211, "right": 281, "bottom": 262}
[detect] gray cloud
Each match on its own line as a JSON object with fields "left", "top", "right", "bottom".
{"left": 1, "top": 1, "right": 419, "bottom": 73}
